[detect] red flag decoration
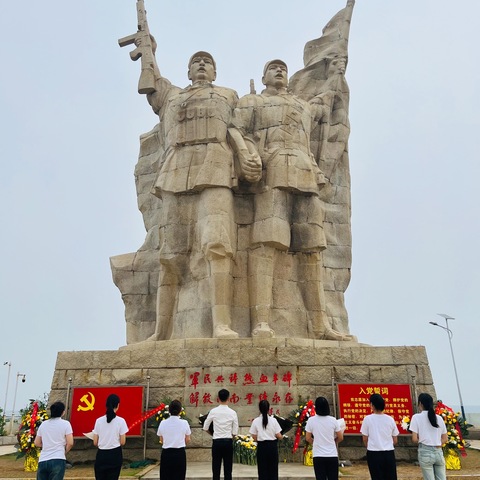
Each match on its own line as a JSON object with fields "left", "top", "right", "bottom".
{"left": 70, "top": 386, "right": 144, "bottom": 437}
{"left": 128, "top": 403, "right": 165, "bottom": 431}
{"left": 29, "top": 402, "right": 39, "bottom": 436}
{"left": 293, "top": 400, "right": 316, "bottom": 453}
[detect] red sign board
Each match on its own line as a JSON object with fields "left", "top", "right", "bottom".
{"left": 69, "top": 386, "right": 144, "bottom": 438}
{"left": 337, "top": 383, "right": 413, "bottom": 435}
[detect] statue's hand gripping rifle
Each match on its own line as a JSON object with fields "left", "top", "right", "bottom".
{"left": 118, "top": 0, "right": 159, "bottom": 94}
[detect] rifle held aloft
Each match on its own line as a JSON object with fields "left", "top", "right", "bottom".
{"left": 118, "top": 0, "right": 158, "bottom": 94}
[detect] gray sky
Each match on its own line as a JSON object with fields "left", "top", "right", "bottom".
{"left": 1, "top": 1, "right": 479, "bottom": 419}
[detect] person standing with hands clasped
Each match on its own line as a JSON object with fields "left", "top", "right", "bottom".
{"left": 409, "top": 393, "right": 448, "bottom": 480}
{"left": 202, "top": 389, "right": 239, "bottom": 480}
{"left": 34, "top": 401, "right": 73, "bottom": 480}
{"left": 305, "top": 397, "right": 343, "bottom": 480}
{"left": 157, "top": 400, "right": 191, "bottom": 480}
{"left": 249, "top": 400, "right": 283, "bottom": 480}
{"left": 360, "top": 393, "right": 399, "bottom": 480}
{"left": 92, "top": 394, "right": 129, "bottom": 480}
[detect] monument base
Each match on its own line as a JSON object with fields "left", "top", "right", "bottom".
{"left": 50, "top": 338, "right": 434, "bottom": 463}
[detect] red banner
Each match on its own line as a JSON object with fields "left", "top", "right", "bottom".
{"left": 69, "top": 386, "right": 144, "bottom": 438}
{"left": 337, "top": 383, "right": 413, "bottom": 435}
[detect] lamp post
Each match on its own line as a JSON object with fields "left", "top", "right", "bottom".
{"left": 9, "top": 373, "right": 26, "bottom": 435}
{"left": 429, "top": 313, "right": 467, "bottom": 421}
{"left": 2, "top": 362, "right": 11, "bottom": 425}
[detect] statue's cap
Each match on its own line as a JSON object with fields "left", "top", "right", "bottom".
{"left": 188, "top": 51, "right": 216, "bottom": 69}
{"left": 263, "top": 59, "right": 288, "bottom": 76}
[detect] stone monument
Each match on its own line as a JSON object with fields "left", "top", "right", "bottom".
{"left": 50, "top": 0, "right": 437, "bottom": 463}
{"left": 111, "top": 0, "right": 356, "bottom": 344}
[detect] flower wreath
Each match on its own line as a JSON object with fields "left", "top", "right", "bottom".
{"left": 290, "top": 399, "right": 316, "bottom": 452}
{"left": 435, "top": 401, "right": 468, "bottom": 456}
{"left": 16, "top": 400, "right": 49, "bottom": 459}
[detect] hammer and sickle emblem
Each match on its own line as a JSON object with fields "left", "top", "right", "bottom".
{"left": 77, "top": 392, "right": 95, "bottom": 411}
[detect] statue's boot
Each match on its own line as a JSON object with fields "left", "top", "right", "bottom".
{"left": 252, "top": 322, "right": 275, "bottom": 338}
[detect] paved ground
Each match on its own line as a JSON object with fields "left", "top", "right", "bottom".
{"left": 1, "top": 440, "right": 478, "bottom": 479}
{"left": 140, "top": 461, "right": 315, "bottom": 479}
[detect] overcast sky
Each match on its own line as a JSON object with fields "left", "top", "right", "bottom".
{"left": 1, "top": 1, "right": 479, "bottom": 420}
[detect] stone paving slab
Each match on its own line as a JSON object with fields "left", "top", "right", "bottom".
{"left": 138, "top": 460, "right": 480, "bottom": 479}
{"left": 0, "top": 446, "right": 16, "bottom": 456}
{"left": 140, "top": 461, "right": 315, "bottom": 479}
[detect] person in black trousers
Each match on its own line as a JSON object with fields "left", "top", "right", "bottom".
{"left": 360, "top": 394, "right": 399, "bottom": 480}
{"left": 249, "top": 400, "right": 283, "bottom": 480}
{"left": 202, "top": 389, "right": 239, "bottom": 480}
{"left": 157, "top": 400, "right": 191, "bottom": 480}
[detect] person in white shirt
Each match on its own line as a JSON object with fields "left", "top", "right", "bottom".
{"left": 92, "top": 394, "right": 129, "bottom": 480}
{"left": 409, "top": 393, "right": 448, "bottom": 480}
{"left": 157, "top": 400, "right": 191, "bottom": 480}
{"left": 305, "top": 396, "right": 343, "bottom": 480}
{"left": 203, "top": 389, "right": 239, "bottom": 480}
{"left": 34, "top": 401, "right": 73, "bottom": 480}
{"left": 360, "top": 393, "right": 399, "bottom": 480}
{"left": 249, "top": 400, "right": 283, "bottom": 480}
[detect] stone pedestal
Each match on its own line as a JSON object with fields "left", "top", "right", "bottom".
{"left": 50, "top": 339, "right": 433, "bottom": 463}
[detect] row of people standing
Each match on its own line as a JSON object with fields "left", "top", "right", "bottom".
{"left": 161, "top": 389, "right": 282, "bottom": 480}
{"left": 32, "top": 391, "right": 448, "bottom": 480}
{"left": 33, "top": 394, "right": 128, "bottom": 480}
{"left": 360, "top": 392, "right": 448, "bottom": 480}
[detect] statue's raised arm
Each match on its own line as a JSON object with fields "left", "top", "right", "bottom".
{"left": 289, "top": 0, "right": 355, "bottom": 336}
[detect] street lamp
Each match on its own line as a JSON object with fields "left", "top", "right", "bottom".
{"left": 429, "top": 313, "right": 467, "bottom": 421}
{"left": 2, "top": 362, "right": 11, "bottom": 425}
{"left": 9, "top": 373, "right": 26, "bottom": 435}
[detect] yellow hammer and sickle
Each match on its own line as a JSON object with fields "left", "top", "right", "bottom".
{"left": 77, "top": 392, "right": 95, "bottom": 411}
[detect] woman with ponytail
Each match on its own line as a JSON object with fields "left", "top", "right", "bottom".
{"left": 92, "top": 394, "right": 129, "bottom": 480}
{"left": 409, "top": 393, "right": 448, "bottom": 480}
{"left": 249, "top": 400, "right": 283, "bottom": 480}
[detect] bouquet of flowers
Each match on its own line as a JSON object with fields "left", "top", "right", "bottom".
{"left": 233, "top": 434, "right": 257, "bottom": 465}
{"left": 401, "top": 415, "right": 411, "bottom": 431}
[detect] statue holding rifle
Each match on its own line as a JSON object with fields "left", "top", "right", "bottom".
{"left": 113, "top": 0, "right": 357, "bottom": 342}
{"left": 118, "top": 1, "right": 259, "bottom": 340}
